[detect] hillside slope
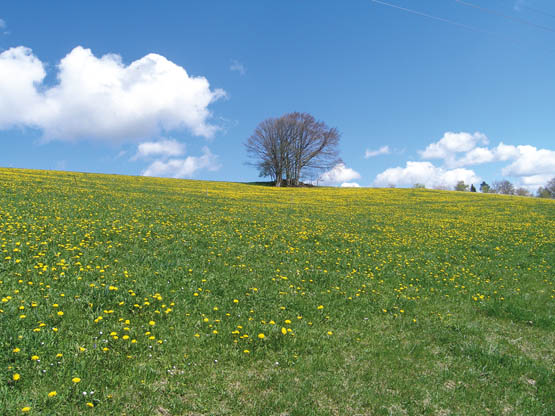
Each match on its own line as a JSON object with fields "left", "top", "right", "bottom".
{"left": 1, "top": 168, "right": 553, "bottom": 415}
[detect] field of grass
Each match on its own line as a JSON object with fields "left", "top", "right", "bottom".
{"left": 1, "top": 167, "right": 553, "bottom": 415}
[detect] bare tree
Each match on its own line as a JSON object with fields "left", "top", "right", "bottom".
{"left": 545, "top": 177, "right": 555, "bottom": 198}
{"left": 515, "top": 187, "right": 531, "bottom": 197}
{"left": 537, "top": 177, "right": 555, "bottom": 198}
{"left": 492, "top": 180, "right": 515, "bottom": 195}
{"left": 245, "top": 112, "right": 341, "bottom": 186}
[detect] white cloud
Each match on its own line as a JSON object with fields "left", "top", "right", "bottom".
{"left": 452, "top": 147, "right": 495, "bottom": 167}
{"left": 115, "top": 150, "right": 127, "bottom": 159}
{"left": 0, "top": 19, "right": 6, "bottom": 29}
{"left": 340, "top": 182, "right": 360, "bottom": 188}
{"left": 365, "top": 145, "right": 390, "bottom": 158}
{"left": 142, "top": 146, "right": 220, "bottom": 178}
{"left": 373, "top": 161, "right": 481, "bottom": 189}
{"left": 0, "top": 47, "right": 46, "bottom": 127}
{"left": 501, "top": 145, "right": 555, "bottom": 177}
{"left": 417, "top": 132, "right": 554, "bottom": 190}
{"left": 518, "top": 174, "right": 553, "bottom": 190}
{"left": 318, "top": 163, "right": 361, "bottom": 185}
{"left": 492, "top": 142, "right": 520, "bottom": 161}
{"left": 0, "top": 46, "right": 226, "bottom": 141}
{"left": 419, "top": 132, "right": 488, "bottom": 165}
{"left": 133, "top": 139, "right": 186, "bottom": 160}
{"left": 230, "top": 59, "right": 246, "bottom": 76}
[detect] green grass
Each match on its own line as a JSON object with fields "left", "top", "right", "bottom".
{"left": 1, "top": 167, "right": 553, "bottom": 415}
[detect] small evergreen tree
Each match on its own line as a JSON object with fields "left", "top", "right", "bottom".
{"left": 470, "top": 184, "right": 476, "bottom": 192}
{"left": 479, "top": 181, "right": 490, "bottom": 193}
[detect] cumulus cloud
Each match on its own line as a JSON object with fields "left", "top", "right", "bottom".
{"left": 518, "top": 174, "right": 553, "bottom": 190}
{"left": 365, "top": 145, "right": 390, "bottom": 158}
{"left": 453, "top": 146, "right": 495, "bottom": 167}
{"left": 414, "top": 131, "right": 554, "bottom": 190}
{"left": 133, "top": 139, "right": 186, "bottom": 160}
{"left": 318, "top": 163, "right": 361, "bottom": 185}
{"left": 340, "top": 182, "right": 361, "bottom": 188}
{"left": 501, "top": 145, "right": 555, "bottom": 177}
{"left": 0, "top": 46, "right": 226, "bottom": 141}
{"left": 230, "top": 59, "right": 246, "bottom": 76}
{"left": 419, "top": 132, "right": 488, "bottom": 165}
{"left": 142, "top": 146, "right": 220, "bottom": 178}
{"left": 494, "top": 142, "right": 521, "bottom": 161}
{"left": 373, "top": 161, "right": 481, "bottom": 189}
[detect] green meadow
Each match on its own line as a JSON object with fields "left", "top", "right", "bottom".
{"left": 1, "top": 167, "right": 553, "bottom": 415}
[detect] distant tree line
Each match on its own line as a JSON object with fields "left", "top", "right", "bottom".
{"left": 440, "top": 177, "right": 555, "bottom": 198}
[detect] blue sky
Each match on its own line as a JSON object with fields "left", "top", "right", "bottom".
{"left": 1, "top": 0, "right": 554, "bottom": 190}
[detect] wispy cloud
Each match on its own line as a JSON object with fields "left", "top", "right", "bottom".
{"left": 513, "top": 0, "right": 526, "bottom": 12}
{"left": 365, "top": 145, "right": 390, "bottom": 158}
{"left": 132, "top": 139, "right": 186, "bottom": 160}
{"left": 0, "top": 18, "right": 8, "bottom": 34}
{"left": 230, "top": 59, "right": 246, "bottom": 76}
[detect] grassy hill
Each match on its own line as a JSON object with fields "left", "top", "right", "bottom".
{"left": 1, "top": 167, "right": 553, "bottom": 415}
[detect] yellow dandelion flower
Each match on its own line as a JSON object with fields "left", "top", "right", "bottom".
{"left": 21, "top": 407, "right": 31, "bottom": 412}
{"left": 72, "top": 377, "right": 81, "bottom": 383}
{"left": 281, "top": 327, "right": 287, "bottom": 335}
{"left": 13, "top": 373, "right": 20, "bottom": 381}
{"left": 258, "top": 333, "right": 265, "bottom": 339}
{"left": 48, "top": 391, "right": 57, "bottom": 397}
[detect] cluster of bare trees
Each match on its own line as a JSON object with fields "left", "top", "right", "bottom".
{"left": 245, "top": 112, "right": 341, "bottom": 186}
